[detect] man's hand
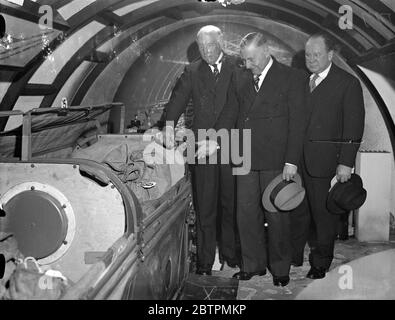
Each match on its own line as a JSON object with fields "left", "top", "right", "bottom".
{"left": 283, "top": 163, "right": 297, "bottom": 181}
{"left": 196, "top": 140, "right": 219, "bottom": 159}
{"left": 336, "top": 164, "right": 352, "bottom": 183}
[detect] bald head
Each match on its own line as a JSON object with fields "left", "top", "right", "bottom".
{"left": 196, "top": 25, "right": 223, "bottom": 65}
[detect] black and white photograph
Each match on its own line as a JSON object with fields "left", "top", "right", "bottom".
{"left": 0, "top": 0, "right": 394, "bottom": 306}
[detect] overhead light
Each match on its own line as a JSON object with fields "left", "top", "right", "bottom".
{"left": 199, "top": 0, "right": 246, "bottom": 7}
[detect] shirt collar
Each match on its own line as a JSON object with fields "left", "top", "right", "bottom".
{"left": 214, "top": 52, "right": 223, "bottom": 65}
{"left": 257, "top": 57, "right": 273, "bottom": 80}
{"left": 311, "top": 63, "right": 332, "bottom": 79}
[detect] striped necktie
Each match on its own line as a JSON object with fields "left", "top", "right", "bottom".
{"left": 309, "top": 73, "right": 320, "bottom": 92}
{"left": 211, "top": 63, "right": 220, "bottom": 82}
{"left": 253, "top": 75, "right": 260, "bottom": 92}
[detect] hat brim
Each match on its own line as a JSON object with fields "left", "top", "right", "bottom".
{"left": 262, "top": 173, "right": 302, "bottom": 213}
{"left": 328, "top": 175, "right": 338, "bottom": 193}
{"left": 327, "top": 178, "right": 350, "bottom": 214}
{"left": 326, "top": 174, "right": 365, "bottom": 215}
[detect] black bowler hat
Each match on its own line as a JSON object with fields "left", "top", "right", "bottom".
{"left": 262, "top": 173, "right": 305, "bottom": 213}
{"left": 326, "top": 174, "right": 367, "bottom": 215}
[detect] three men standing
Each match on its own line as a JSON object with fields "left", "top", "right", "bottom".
{"left": 163, "top": 27, "right": 365, "bottom": 285}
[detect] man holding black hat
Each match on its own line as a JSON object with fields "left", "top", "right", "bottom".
{"left": 291, "top": 33, "right": 365, "bottom": 279}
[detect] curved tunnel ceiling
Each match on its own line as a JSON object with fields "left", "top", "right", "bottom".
{"left": 0, "top": 0, "right": 395, "bottom": 132}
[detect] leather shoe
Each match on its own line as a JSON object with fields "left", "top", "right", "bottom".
{"left": 196, "top": 270, "right": 212, "bottom": 276}
{"left": 273, "top": 275, "right": 290, "bottom": 287}
{"left": 306, "top": 267, "right": 326, "bottom": 279}
{"left": 233, "top": 270, "right": 266, "bottom": 280}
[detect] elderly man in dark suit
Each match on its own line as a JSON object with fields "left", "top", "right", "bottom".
{"left": 291, "top": 33, "right": 365, "bottom": 279}
{"left": 163, "top": 25, "right": 240, "bottom": 275}
{"left": 226, "top": 32, "right": 307, "bottom": 286}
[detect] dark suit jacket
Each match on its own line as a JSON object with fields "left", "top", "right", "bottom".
{"left": 165, "top": 54, "right": 239, "bottom": 132}
{"left": 227, "top": 58, "right": 307, "bottom": 171}
{"left": 303, "top": 63, "right": 365, "bottom": 178}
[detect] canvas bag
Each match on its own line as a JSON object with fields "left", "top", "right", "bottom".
{"left": 102, "top": 144, "right": 171, "bottom": 202}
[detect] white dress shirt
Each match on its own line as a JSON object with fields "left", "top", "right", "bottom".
{"left": 208, "top": 52, "right": 223, "bottom": 73}
{"left": 255, "top": 57, "right": 273, "bottom": 90}
{"left": 310, "top": 63, "right": 332, "bottom": 88}
{"left": 252, "top": 57, "right": 296, "bottom": 170}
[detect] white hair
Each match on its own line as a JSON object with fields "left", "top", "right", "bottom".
{"left": 196, "top": 25, "right": 223, "bottom": 42}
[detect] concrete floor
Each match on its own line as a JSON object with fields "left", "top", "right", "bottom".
{"left": 183, "top": 232, "right": 395, "bottom": 300}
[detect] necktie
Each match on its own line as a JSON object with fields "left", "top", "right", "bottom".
{"left": 309, "top": 73, "right": 319, "bottom": 92}
{"left": 253, "top": 75, "right": 260, "bottom": 92}
{"left": 211, "top": 63, "right": 220, "bottom": 82}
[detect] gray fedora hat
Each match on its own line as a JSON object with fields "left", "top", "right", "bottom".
{"left": 262, "top": 173, "right": 305, "bottom": 213}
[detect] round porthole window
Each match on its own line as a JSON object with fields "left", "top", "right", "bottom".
{"left": 0, "top": 182, "right": 75, "bottom": 265}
